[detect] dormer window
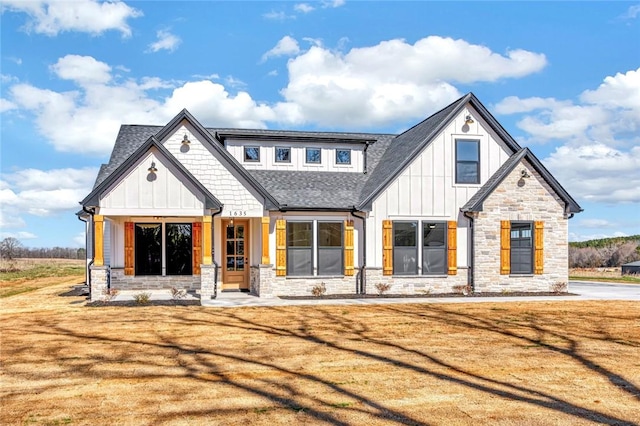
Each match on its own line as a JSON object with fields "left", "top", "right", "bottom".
{"left": 336, "top": 149, "right": 351, "bottom": 165}
{"left": 244, "top": 146, "right": 260, "bottom": 162}
{"left": 275, "top": 146, "right": 291, "bottom": 163}
{"left": 306, "top": 147, "right": 321, "bottom": 164}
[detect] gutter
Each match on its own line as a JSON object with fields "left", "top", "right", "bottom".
{"left": 79, "top": 206, "right": 96, "bottom": 293}
{"left": 351, "top": 208, "right": 367, "bottom": 295}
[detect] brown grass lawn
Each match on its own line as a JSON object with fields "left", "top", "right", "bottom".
{"left": 1, "top": 277, "right": 639, "bottom": 425}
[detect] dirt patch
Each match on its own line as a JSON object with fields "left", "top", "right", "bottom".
{"left": 1, "top": 278, "right": 639, "bottom": 425}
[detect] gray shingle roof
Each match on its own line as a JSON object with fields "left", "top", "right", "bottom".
{"left": 84, "top": 92, "right": 580, "bottom": 214}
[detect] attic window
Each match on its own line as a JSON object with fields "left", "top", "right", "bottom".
{"left": 306, "top": 147, "right": 321, "bottom": 164}
{"left": 455, "top": 139, "right": 480, "bottom": 184}
{"left": 244, "top": 146, "right": 260, "bottom": 162}
{"left": 275, "top": 146, "right": 291, "bottom": 163}
{"left": 336, "top": 149, "right": 351, "bottom": 165}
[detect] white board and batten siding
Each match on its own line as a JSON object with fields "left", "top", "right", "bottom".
{"left": 225, "top": 140, "right": 365, "bottom": 173}
{"left": 163, "top": 123, "right": 265, "bottom": 217}
{"left": 368, "top": 105, "right": 513, "bottom": 269}
{"left": 99, "top": 148, "right": 206, "bottom": 217}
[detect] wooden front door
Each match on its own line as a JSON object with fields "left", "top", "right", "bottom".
{"left": 222, "top": 220, "right": 249, "bottom": 290}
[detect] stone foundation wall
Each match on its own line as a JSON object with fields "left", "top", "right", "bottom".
{"left": 364, "top": 267, "right": 469, "bottom": 295}
{"left": 250, "top": 264, "right": 275, "bottom": 297}
{"left": 200, "top": 264, "right": 217, "bottom": 301}
{"left": 472, "top": 159, "right": 569, "bottom": 293}
{"left": 90, "top": 265, "right": 109, "bottom": 302}
{"left": 110, "top": 268, "right": 201, "bottom": 291}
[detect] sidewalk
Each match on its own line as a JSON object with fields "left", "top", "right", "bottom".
{"left": 110, "top": 288, "right": 589, "bottom": 308}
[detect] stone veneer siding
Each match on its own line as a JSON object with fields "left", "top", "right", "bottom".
{"left": 365, "top": 267, "right": 469, "bottom": 295}
{"left": 90, "top": 265, "right": 109, "bottom": 302}
{"left": 110, "top": 268, "right": 201, "bottom": 291}
{"left": 472, "top": 159, "right": 569, "bottom": 292}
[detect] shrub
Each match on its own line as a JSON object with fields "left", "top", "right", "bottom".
{"left": 453, "top": 285, "right": 471, "bottom": 296}
{"left": 374, "top": 283, "right": 391, "bottom": 295}
{"left": 311, "top": 282, "right": 326, "bottom": 297}
{"left": 170, "top": 287, "right": 187, "bottom": 300}
{"left": 102, "top": 288, "right": 120, "bottom": 302}
{"left": 551, "top": 282, "right": 568, "bottom": 293}
{"left": 133, "top": 292, "right": 151, "bottom": 305}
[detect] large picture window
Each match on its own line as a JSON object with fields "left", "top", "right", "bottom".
{"left": 510, "top": 222, "right": 533, "bottom": 274}
{"left": 422, "top": 222, "right": 447, "bottom": 275}
{"left": 393, "top": 221, "right": 418, "bottom": 275}
{"left": 134, "top": 223, "right": 192, "bottom": 276}
{"left": 287, "top": 222, "right": 313, "bottom": 276}
{"left": 456, "top": 139, "right": 480, "bottom": 184}
{"left": 166, "top": 224, "right": 192, "bottom": 275}
{"left": 317, "top": 222, "right": 343, "bottom": 275}
{"left": 135, "top": 224, "right": 162, "bottom": 275}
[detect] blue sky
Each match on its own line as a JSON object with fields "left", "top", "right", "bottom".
{"left": 1, "top": 0, "right": 639, "bottom": 248}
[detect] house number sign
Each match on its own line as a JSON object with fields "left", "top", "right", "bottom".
{"left": 227, "top": 210, "right": 248, "bottom": 217}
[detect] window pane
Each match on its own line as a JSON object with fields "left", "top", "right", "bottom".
{"left": 236, "top": 225, "right": 244, "bottom": 239}
{"left": 423, "top": 249, "right": 446, "bottom": 274}
{"left": 318, "top": 222, "right": 342, "bottom": 247}
{"left": 423, "top": 223, "right": 445, "bottom": 247}
{"left": 511, "top": 223, "right": 533, "bottom": 273}
{"left": 287, "top": 248, "right": 312, "bottom": 275}
{"left": 394, "top": 222, "right": 417, "bottom": 247}
{"left": 236, "top": 240, "right": 244, "bottom": 255}
{"left": 457, "top": 140, "right": 479, "bottom": 161}
{"left": 226, "top": 225, "right": 234, "bottom": 239}
{"left": 318, "top": 248, "right": 342, "bottom": 275}
{"left": 166, "top": 223, "right": 192, "bottom": 275}
{"left": 244, "top": 147, "right": 260, "bottom": 161}
{"left": 135, "top": 224, "right": 161, "bottom": 275}
{"left": 275, "top": 147, "right": 291, "bottom": 162}
{"left": 336, "top": 149, "right": 351, "bottom": 164}
{"left": 456, "top": 162, "right": 479, "bottom": 184}
{"left": 306, "top": 148, "right": 321, "bottom": 163}
{"left": 394, "top": 247, "right": 417, "bottom": 275}
{"left": 226, "top": 257, "right": 235, "bottom": 271}
{"left": 227, "top": 240, "right": 235, "bottom": 255}
{"left": 236, "top": 256, "right": 244, "bottom": 271}
{"left": 287, "top": 222, "right": 312, "bottom": 247}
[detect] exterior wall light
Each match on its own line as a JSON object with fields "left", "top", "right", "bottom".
{"left": 465, "top": 115, "right": 475, "bottom": 124}
{"left": 182, "top": 134, "right": 190, "bottom": 145}
{"left": 148, "top": 161, "right": 158, "bottom": 173}
{"left": 521, "top": 169, "right": 531, "bottom": 178}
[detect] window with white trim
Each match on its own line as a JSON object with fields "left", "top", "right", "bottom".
{"left": 455, "top": 139, "right": 480, "bottom": 184}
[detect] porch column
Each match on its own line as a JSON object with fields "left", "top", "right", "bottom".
{"left": 94, "top": 215, "right": 104, "bottom": 266}
{"left": 203, "top": 215, "right": 212, "bottom": 265}
{"left": 261, "top": 216, "right": 270, "bottom": 264}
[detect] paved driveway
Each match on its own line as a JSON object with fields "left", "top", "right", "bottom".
{"left": 568, "top": 281, "right": 640, "bottom": 301}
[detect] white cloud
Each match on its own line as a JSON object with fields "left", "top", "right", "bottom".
{"left": 73, "top": 231, "right": 86, "bottom": 247}
{"left": 544, "top": 144, "right": 640, "bottom": 204}
{"left": 1, "top": 0, "right": 142, "bottom": 37}
{"left": 0, "top": 98, "right": 17, "bottom": 112}
{"left": 261, "top": 36, "right": 301, "bottom": 62}
{"left": 294, "top": 3, "right": 315, "bottom": 13}
{"left": 0, "top": 168, "right": 98, "bottom": 240}
{"left": 496, "top": 68, "right": 640, "bottom": 145}
{"left": 147, "top": 29, "right": 181, "bottom": 53}
{"left": 322, "top": 0, "right": 345, "bottom": 8}
{"left": 50, "top": 54, "right": 112, "bottom": 86}
{"left": 263, "top": 10, "right": 294, "bottom": 20}
{"left": 0, "top": 231, "right": 37, "bottom": 240}
{"left": 620, "top": 4, "right": 640, "bottom": 19}
{"left": 276, "top": 36, "right": 547, "bottom": 127}
{"left": 3, "top": 39, "right": 547, "bottom": 155}
{"left": 578, "top": 219, "right": 616, "bottom": 229}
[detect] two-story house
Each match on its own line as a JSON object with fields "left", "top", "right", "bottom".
{"left": 79, "top": 93, "right": 582, "bottom": 302}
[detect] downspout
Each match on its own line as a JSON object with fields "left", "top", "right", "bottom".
{"left": 363, "top": 141, "right": 371, "bottom": 175}
{"left": 351, "top": 209, "right": 367, "bottom": 295}
{"left": 80, "top": 206, "right": 96, "bottom": 293}
{"left": 210, "top": 207, "right": 223, "bottom": 299}
{"left": 463, "top": 211, "right": 475, "bottom": 292}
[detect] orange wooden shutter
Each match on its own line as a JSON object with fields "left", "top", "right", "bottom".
{"left": 275, "top": 219, "right": 287, "bottom": 276}
{"left": 447, "top": 221, "right": 457, "bottom": 275}
{"left": 344, "top": 220, "right": 354, "bottom": 276}
{"left": 500, "top": 221, "right": 511, "bottom": 275}
{"left": 534, "top": 221, "right": 544, "bottom": 275}
{"left": 192, "top": 222, "right": 202, "bottom": 275}
{"left": 124, "top": 222, "right": 134, "bottom": 276}
{"left": 382, "top": 220, "right": 393, "bottom": 276}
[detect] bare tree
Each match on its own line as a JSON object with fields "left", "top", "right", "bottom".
{"left": 0, "top": 237, "right": 24, "bottom": 260}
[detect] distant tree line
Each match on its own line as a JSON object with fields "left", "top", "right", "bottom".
{"left": 0, "top": 237, "right": 86, "bottom": 261}
{"left": 569, "top": 235, "right": 640, "bottom": 268}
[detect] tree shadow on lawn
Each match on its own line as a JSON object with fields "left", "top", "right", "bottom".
{"left": 2, "top": 303, "right": 639, "bottom": 425}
